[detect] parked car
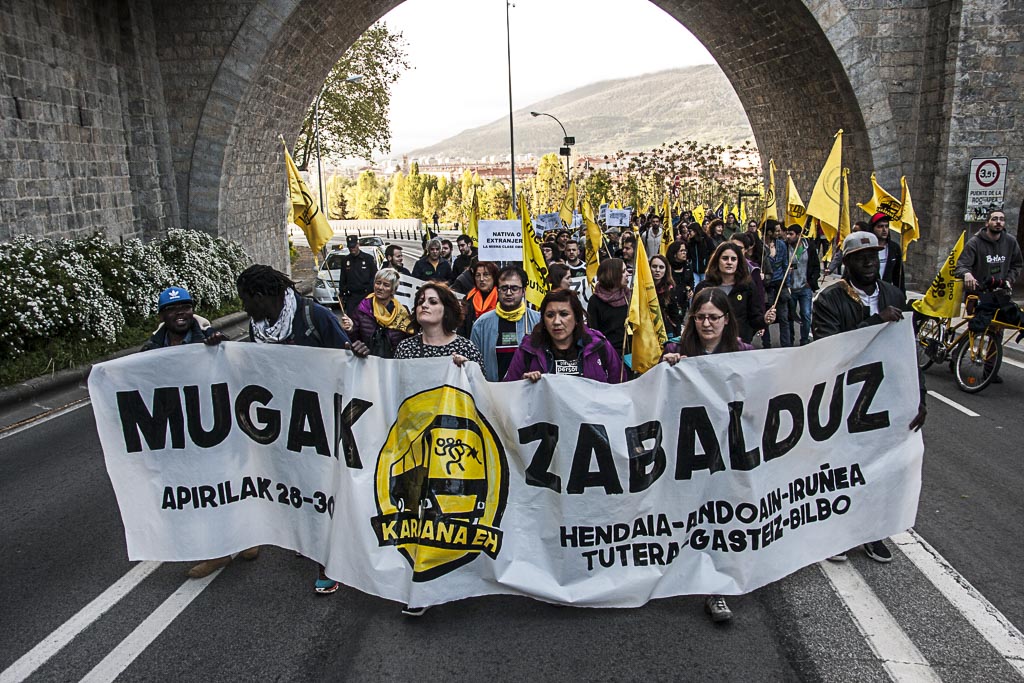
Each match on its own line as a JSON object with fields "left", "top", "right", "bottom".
{"left": 313, "top": 246, "right": 386, "bottom": 307}
{"left": 357, "top": 235, "right": 387, "bottom": 248}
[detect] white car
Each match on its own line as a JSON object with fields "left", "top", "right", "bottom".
{"left": 313, "top": 246, "right": 386, "bottom": 307}
{"left": 357, "top": 235, "right": 388, "bottom": 248}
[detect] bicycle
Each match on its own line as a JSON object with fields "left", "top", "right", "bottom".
{"left": 914, "top": 285, "right": 1024, "bottom": 393}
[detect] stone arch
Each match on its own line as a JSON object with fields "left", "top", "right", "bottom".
{"left": 189, "top": 0, "right": 892, "bottom": 266}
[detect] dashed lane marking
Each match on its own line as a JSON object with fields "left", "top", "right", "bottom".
{"left": 894, "top": 530, "right": 1024, "bottom": 678}
{"left": 79, "top": 566, "right": 225, "bottom": 683}
{"left": 926, "top": 390, "right": 981, "bottom": 417}
{"left": 0, "top": 561, "right": 162, "bottom": 683}
{"left": 819, "top": 559, "right": 942, "bottom": 682}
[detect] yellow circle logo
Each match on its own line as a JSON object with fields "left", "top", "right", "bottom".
{"left": 371, "top": 386, "right": 508, "bottom": 581}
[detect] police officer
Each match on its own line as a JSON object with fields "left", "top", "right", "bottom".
{"left": 340, "top": 234, "right": 378, "bottom": 316}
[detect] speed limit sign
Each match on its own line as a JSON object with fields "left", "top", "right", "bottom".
{"left": 964, "top": 157, "right": 1007, "bottom": 221}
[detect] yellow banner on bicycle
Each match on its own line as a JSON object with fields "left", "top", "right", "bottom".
{"left": 912, "top": 231, "right": 965, "bottom": 318}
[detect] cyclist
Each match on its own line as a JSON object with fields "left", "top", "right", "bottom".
{"left": 954, "top": 209, "right": 1023, "bottom": 383}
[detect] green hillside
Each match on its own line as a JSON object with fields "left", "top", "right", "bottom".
{"left": 408, "top": 65, "right": 754, "bottom": 159}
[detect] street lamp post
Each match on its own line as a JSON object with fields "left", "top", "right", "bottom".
{"left": 505, "top": 0, "right": 517, "bottom": 206}
{"left": 313, "top": 74, "right": 363, "bottom": 214}
{"left": 530, "top": 111, "right": 574, "bottom": 186}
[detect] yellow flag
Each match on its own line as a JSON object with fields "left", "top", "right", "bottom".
{"left": 760, "top": 159, "right": 778, "bottom": 225}
{"left": 506, "top": 200, "right": 515, "bottom": 220}
{"left": 857, "top": 173, "right": 902, "bottom": 224}
{"left": 912, "top": 232, "right": 965, "bottom": 318}
{"left": 626, "top": 238, "right": 667, "bottom": 374}
{"left": 897, "top": 176, "right": 919, "bottom": 259}
{"left": 283, "top": 142, "right": 333, "bottom": 253}
{"left": 559, "top": 180, "right": 577, "bottom": 227}
{"left": 467, "top": 187, "right": 479, "bottom": 246}
{"left": 785, "top": 171, "right": 807, "bottom": 232}
{"left": 519, "top": 192, "right": 549, "bottom": 308}
{"left": 692, "top": 204, "right": 706, "bottom": 226}
{"left": 581, "top": 199, "right": 603, "bottom": 283}
{"left": 661, "top": 194, "right": 673, "bottom": 256}
{"left": 739, "top": 200, "right": 747, "bottom": 224}
{"left": 805, "top": 130, "right": 843, "bottom": 238}
{"left": 838, "top": 168, "right": 851, "bottom": 242}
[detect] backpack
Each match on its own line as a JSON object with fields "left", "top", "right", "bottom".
{"left": 299, "top": 297, "right": 324, "bottom": 345}
{"left": 368, "top": 325, "right": 394, "bottom": 358}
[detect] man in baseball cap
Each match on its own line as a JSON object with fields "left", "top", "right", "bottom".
{"left": 812, "top": 229, "right": 926, "bottom": 564}
{"left": 142, "top": 286, "right": 217, "bottom": 350}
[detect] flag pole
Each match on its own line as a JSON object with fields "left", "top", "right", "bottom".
{"left": 770, "top": 238, "right": 801, "bottom": 311}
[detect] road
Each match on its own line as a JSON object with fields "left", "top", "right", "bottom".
{"left": 2, "top": 249, "right": 1024, "bottom": 681}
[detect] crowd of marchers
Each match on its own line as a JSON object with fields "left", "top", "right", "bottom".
{"left": 139, "top": 207, "right": 1023, "bottom": 622}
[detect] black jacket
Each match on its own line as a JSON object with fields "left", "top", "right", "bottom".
{"left": 340, "top": 250, "right": 378, "bottom": 295}
{"left": 586, "top": 294, "right": 628, "bottom": 354}
{"left": 412, "top": 257, "right": 452, "bottom": 282}
{"left": 879, "top": 240, "right": 905, "bottom": 291}
{"left": 812, "top": 277, "right": 925, "bottom": 407}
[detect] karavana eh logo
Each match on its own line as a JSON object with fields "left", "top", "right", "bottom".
{"left": 371, "top": 386, "right": 508, "bottom": 581}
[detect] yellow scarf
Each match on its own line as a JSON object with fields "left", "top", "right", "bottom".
{"left": 370, "top": 295, "right": 413, "bottom": 333}
{"left": 495, "top": 300, "right": 526, "bottom": 322}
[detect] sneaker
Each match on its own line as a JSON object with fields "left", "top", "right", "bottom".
{"left": 402, "top": 606, "right": 430, "bottom": 617}
{"left": 240, "top": 546, "right": 260, "bottom": 561}
{"left": 187, "top": 556, "right": 231, "bottom": 579}
{"left": 314, "top": 577, "right": 340, "bottom": 594}
{"left": 704, "top": 595, "right": 733, "bottom": 623}
{"left": 863, "top": 540, "right": 893, "bottom": 563}
{"left": 827, "top": 552, "right": 848, "bottom": 562}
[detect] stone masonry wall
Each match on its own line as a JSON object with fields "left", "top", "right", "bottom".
{"left": 0, "top": 0, "right": 178, "bottom": 243}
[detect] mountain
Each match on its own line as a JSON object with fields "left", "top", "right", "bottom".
{"left": 406, "top": 65, "right": 753, "bottom": 161}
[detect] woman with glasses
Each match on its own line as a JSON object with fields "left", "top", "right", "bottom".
{"left": 659, "top": 286, "right": 753, "bottom": 623}
{"left": 694, "top": 242, "right": 775, "bottom": 344}
{"left": 504, "top": 289, "right": 623, "bottom": 383}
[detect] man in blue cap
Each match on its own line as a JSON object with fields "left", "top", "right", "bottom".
{"left": 141, "top": 287, "right": 258, "bottom": 577}
{"left": 141, "top": 286, "right": 219, "bottom": 350}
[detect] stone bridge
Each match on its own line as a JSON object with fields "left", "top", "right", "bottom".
{"left": 1, "top": 0, "right": 1021, "bottom": 281}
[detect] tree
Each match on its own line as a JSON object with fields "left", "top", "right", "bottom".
{"left": 292, "top": 23, "right": 410, "bottom": 170}
{"left": 325, "top": 175, "right": 355, "bottom": 219}
{"left": 353, "top": 170, "right": 388, "bottom": 219}
{"left": 533, "top": 153, "right": 567, "bottom": 216}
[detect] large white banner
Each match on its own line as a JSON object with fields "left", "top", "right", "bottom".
{"left": 90, "top": 321, "right": 923, "bottom": 608}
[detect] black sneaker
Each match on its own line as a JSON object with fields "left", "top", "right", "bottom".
{"left": 704, "top": 595, "right": 733, "bottom": 623}
{"left": 402, "top": 606, "right": 430, "bottom": 617}
{"left": 863, "top": 540, "right": 893, "bottom": 563}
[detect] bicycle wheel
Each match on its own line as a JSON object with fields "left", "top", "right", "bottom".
{"left": 953, "top": 330, "right": 1002, "bottom": 393}
{"left": 914, "top": 316, "right": 943, "bottom": 371}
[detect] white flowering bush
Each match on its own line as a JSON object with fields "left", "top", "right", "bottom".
{"left": 0, "top": 230, "right": 251, "bottom": 362}
{"left": 158, "top": 230, "right": 250, "bottom": 311}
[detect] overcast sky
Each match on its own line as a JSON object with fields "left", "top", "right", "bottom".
{"left": 381, "top": 0, "right": 716, "bottom": 156}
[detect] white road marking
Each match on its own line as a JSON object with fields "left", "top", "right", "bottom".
{"left": 1000, "top": 356, "right": 1024, "bottom": 371}
{"left": 819, "top": 559, "right": 942, "bottom": 682}
{"left": 0, "top": 399, "right": 91, "bottom": 441}
{"left": 927, "top": 390, "right": 980, "bottom": 417}
{"left": 79, "top": 568, "right": 224, "bottom": 683}
{"left": 0, "top": 561, "right": 162, "bottom": 683}
{"left": 894, "top": 530, "right": 1024, "bottom": 677}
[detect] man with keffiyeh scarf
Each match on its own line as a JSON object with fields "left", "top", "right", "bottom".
{"left": 232, "top": 264, "right": 369, "bottom": 595}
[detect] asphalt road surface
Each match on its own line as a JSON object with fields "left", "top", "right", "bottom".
{"left": 2, "top": 250, "right": 1024, "bottom": 682}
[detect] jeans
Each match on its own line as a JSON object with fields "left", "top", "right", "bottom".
{"left": 788, "top": 286, "right": 813, "bottom": 344}
{"left": 763, "top": 283, "right": 791, "bottom": 348}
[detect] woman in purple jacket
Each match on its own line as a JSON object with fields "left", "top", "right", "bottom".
{"left": 348, "top": 268, "right": 413, "bottom": 357}
{"left": 502, "top": 289, "right": 623, "bottom": 383}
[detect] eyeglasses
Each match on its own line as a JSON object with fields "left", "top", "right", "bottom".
{"left": 694, "top": 313, "right": 726, "bottom": 324}
{"left": 497, "top": 285, "right": 523, "bottom": 293}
